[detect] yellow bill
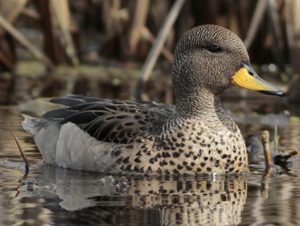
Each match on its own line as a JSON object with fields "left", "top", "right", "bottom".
{"left": 231, "top": 64, "right": 285, "bottom": 96}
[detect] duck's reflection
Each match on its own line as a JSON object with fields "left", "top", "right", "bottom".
{"left": 31, "top": 165, "right": 248, "bottom": 225}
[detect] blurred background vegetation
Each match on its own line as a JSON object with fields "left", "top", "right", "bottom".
{"left": 0, "top": 0, "right": 299, "bottom": 104}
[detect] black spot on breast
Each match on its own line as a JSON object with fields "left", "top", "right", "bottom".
{"left": 159, "top": 160, "right": 168, "bottom": 166}
{"left": 222, "top": 154, "right": 227, "bottom": 159}
{"left": 173, "top": 152, "right": 180, "bottom": 158}
{"left": 125, "top": 165, "right": 132, "bottom": 171}
{"left": 177, "top": 164, "right": 183, "bottom": 170}
{"left": 134, "top": 158, "right": 141, "bottom": 163}
{"left": 221, "top": 194, "right": 227, "bottom": 201}
{"left": 206, "top": 182, "right": 212, "bottom": 189}
{"left": 173, "top": 169, "right": 179, "bottom": 174}
{"left": 122, "top": 157, "right": 130, "bottom": 163}
{"left": 146, "top": 166, "right": 152, "bottom": 173}
{"left": 214, "top": 160, "right": 220, "bottom": 167}
{"left": 116, "top": 157, "right": 123, "bottom": 164}
{"left": 177, "top": 132, "right": 184, "bottom": 138}
{"left": 198, "top": 149, "right": 203, "bottom": 156}
{"left": 186, "top": 166, "right": 192, "bottom": 171}
{"left": 149, "top": 158, "right": 155, "bottom": 164}
{"left": 155, "top": 153, "right": 161, "bottom": 158}
{"left": 169, "top": 160, "right": 175, "bottom": 165}
{"left": 162, "top": 152, "right": 171, "bottom": 157}
{"left": 136, "top": 166, "right": 144, "bottom": 173}
{"left": 185, "top": 152, "right": 192, "bottom": 157}
{"left": 163, "top": 146, "right": 170, "bottom": 151}
{"left": 113, "top": 149, "right": 121, "bottom": 157}
{"left": 165, "top": 170, "right": 171, "bottom": 175}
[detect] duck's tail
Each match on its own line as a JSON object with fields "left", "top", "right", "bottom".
{"left": 21, "top": 114, "right": 41, "bottom": 135}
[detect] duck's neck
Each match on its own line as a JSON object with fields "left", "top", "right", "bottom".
{"left": 175, "top": 88, "right": 225, "bottom": 120}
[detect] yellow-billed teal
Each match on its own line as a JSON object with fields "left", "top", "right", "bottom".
{"left": 22, "top": 25, "right": 284, "bottom": 174}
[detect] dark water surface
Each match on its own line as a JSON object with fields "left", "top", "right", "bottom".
{"left": 0, "top": 103, "right": 299, "bottom": 225}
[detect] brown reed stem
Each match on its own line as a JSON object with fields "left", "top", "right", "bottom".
{"left": 8, "top": 127, "right": 30, "bottom": 173}
{"left": 261, "top": 130, "right": 272, "bottom": 170}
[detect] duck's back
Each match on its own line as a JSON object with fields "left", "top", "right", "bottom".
{"left": 45, "top": 95, "right": 175, "bottom": 142}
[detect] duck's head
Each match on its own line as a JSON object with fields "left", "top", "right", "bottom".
{"left": 171, "top": 25, "right": 284, "bottom": 101}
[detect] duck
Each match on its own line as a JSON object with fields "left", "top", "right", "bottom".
{"left": 22, "top": 24, "right": 284, "bottom": 174}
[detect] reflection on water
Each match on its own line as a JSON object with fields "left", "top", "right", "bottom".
{"left": 0, "top": 105, "right": 299, "bottom": 225}
{"left": 17, "top": 166, "right": 248, "bottom": 225}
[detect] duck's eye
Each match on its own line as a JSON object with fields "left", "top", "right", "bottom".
{"left": 204, "top": 45, "right": 223, "bottom": 53}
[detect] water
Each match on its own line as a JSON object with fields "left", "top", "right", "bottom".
{"left": 0, "top": 103, "right": 299, "bottom": 225}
